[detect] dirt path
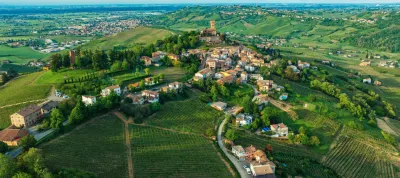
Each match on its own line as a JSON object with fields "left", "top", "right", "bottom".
{"left": 268, "top": 98, "right": 299, "bottom": 120}
{"left": 377, "top": 118, "right": 399, "bottom": 136}
{"left": 114, "top": 112, "right": 134, "bottom": 178}
{"left": 0, "top": 99, "right": 47, "bottom": 109}
{"left": 321, "top": 124, "right": 343, "bottom": 163}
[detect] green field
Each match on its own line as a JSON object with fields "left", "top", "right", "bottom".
{"left": 83, "top": 27, "right": 175, "bottom": 50}
{"left": 40, "top": 115, "right": 128, "bottom": 178}
{"left": 145, "top": 94, "right": 223, "bottom": 134}
{"left": 0, "top": 63, "right": 39, "bottom": 73}
{"left": 0, "top": 45, "right": 50, "bottom": 64}
{"left": 149, "top": 66, "right": 187, "bottom": 82}
{"left": 322, "top": 136, "right": 398, "bottom": 178}
{"left": 130, "top": 125, "right": 233, "bottom": 178}
{"left": 35, "top": 69, "right": 96, "bottom": 84}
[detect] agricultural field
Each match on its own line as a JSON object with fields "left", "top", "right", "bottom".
{"left": 145, "top": 96, "right": 223, "bottom": 134}
{"left": 83, "top": 27, "right": 175, "bottom": 50}
{"left": 35, "top": 69, "right": 96, "bottom": 84}
{"left": 149, "top": 66, "right": 187, "bottom": 82}
{"left": 322, "top": 136, "right": 399, "bottom": 178}
{"left": 0, "top": 45, "right": 50, "bottom": 64}
{"left": 130, "top": 125, "right": 233, "bottom": 178}
{"left": 40, "top": 115, "right": 128, "bottom": 178}
{"left": 0, "top": 63, "right": 39, "bottom": 73}
{"left": 0, "top": 72, "right": 51, "bottom": 107}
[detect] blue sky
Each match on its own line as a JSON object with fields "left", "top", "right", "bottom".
{"left": 1, "top": 0, "right": 399, "bottom": 5}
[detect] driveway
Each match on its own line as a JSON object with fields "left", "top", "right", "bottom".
{"left": 217, "top": 118, "right": 251, "bottom": 178}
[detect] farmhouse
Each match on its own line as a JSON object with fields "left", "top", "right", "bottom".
{"left": 39, "top": 100, "right": 59, "bottom": 115}
{"left": 252, "top": 94, "right": 269, "bottom": 108}
{"left": 270, "top": 123, "right": 288, "bottom": 137}
{"left": 374, "top": 80, "right": 382, "bottom": 86}
{"left": 362, "top": 78, "right": 372, "bottom": 84}
{"left": 142, "top": 90, "right": 160, "bottom": 103}
{"left": 10, "top": 105, "right": 42, "bottom": 128}
{"left": 101, "top": 85, "right": 121, "bottom": 97}
{"left": 249, "top": 150, "right": 276, "bottom": 177}
{"left": 232, "top": 145, "right": 246, "bottom": 161}
{"left": 152, "top": 51, "right": 167, "bottom": 61}
{"left": 140, "top": 56, "right": 152, "bottom": 66}
{"left": 257, "top": 80, "right": 274, "bottom": 92}
{"left": 161, "top": 82, "right": 183, "bottom": 93}
{"left": 359, "top": 60, "right": 371, "bottom": 67}
{"left": 211, "top": 102, "right": 227, "bottom": 111}
{"left": 82, "top": 95, "right": 97, "bottom": 106}
{"left": 0, "top": 126, "right": 30, "bottom": 146}
{"left": 298, "top": 60, "right": 310, "bottom": 69}
{"left": 127, "top": 94, "right": 145, "bottom": 105}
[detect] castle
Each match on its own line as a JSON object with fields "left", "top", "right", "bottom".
{"left": 200, "top": 20, "right": 222, "bottom": 44}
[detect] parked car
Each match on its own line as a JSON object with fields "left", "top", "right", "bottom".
{"left": 246, "top": 168, "right": 251, "bottom": 175}
{"left": 243, "top": 165, "right": 248, "bottom": 169}
{"left": 63, "top": 95, "right": 69, "bottom": 99}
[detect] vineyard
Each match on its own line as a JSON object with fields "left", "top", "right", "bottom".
{"left": 41, "top": 115, "right": 128, "bottom": 178}
{"left": 130, "top": 125, "right": 233, "bottom": 178}
{"left": 234, "top": 131, "right": 337, "bottom": 177}
{"left": 145, "top": 97, "right": 223, "bottom": 134}
{"left": 384, "top": 117, "right": 400, "bottom": 136}
{"left": 323, "top": 136, "right": 399, "bottom": 178}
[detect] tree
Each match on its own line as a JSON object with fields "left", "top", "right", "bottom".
{"left": 265, "top": 144, "right": 273, "bottom": 154}
{"left": 241, "top": 95, "right": 253, "bottom": 113}
{"left": 12, "top": 172, "right": 33, "bottom": 178}
{"left": 144, "top": 68, "right": 150, "bottom": 75}
{"left": 57, "top": 168, "right": 96, "bottom": 178}
{"left": 0, "top": 153, "right": 16, "bottom": 178}
{"left": 68, "top": 101, "right": 85, "bottom": 124}
{"left": 210, "top": 85, "right": 218, "bottom": 101}
{"left": 49, "top": 108, "right": 64, "bottom": 129}
{"left": 309, "top": 136, "right": 320, "bottom": 146}
{"left": 225, "top": 129, "right": 237, "bottom": 141}
{"left": 20, "top": 148, "right": 52, "bottom": 178}
{"left": 0, "top": 142, "right": 8, "bottom": 153}
{"left": 298, "top": 126, "right": 306, "bottom": 135}
{"left": 139, "top": 80, "right": 145, "bottom": 89}
{"left": 205, "top": 128, "right": 214, "bottom": 137}
{"left": 381, "top": 131, "right": 396, "bottom": 146}
{"left": 110, "top": 61, "right": 122, "bottom": 72}
{"left": 19, "top": 135, "right": 36, "bottom": 151}
{"left": 121, "top": 59, "right": 130, "bottom": 70}
{"left": 219, "top": 85, "right": 229, "bottom": 97}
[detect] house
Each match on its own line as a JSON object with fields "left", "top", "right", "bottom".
{"left": 287, "top": 65, "right": 300, "bottom": 73}
{"left": 245, "top": 64, "right": 256, "bottom": 72}
{"left": 10, "top": 105, "right": 42, "bottom": 128}
{"left": 226, "top": 106, "right": 244, "bottom": 116}
{"left": 142, "top": 90, "right": 159, "bottom": 103}
{"left": 257, "top": 80, "right": 274, "bottom": 92}
{"left": 168, "top": 54, "right": 180, "bottom": 61}
{"left": 359, "top": 60, "right": 371, "bottom": 67}
{"left": 101, "top": 85, "right": 121, "bottom": 97}
{"left": 206, "top": 59, "right": 217, "bottom": 69}
{"left": 127, "top": 94, "right": 145, "bottom": 105}
{"left": 211, "top": 102, "right": 227, "bottom": 111}
{"left": 298, "top": 60, "right": 310, "bottom": 69}
{"left": 216, "top": 75, "right": 234, "bottom": 85}
{"left": 270, "top": 123, "right": 288, "bottom": 137}
{"left": 141, "top": 56, "right": 152, "bottom": 66}
{"left": 252, "top": 94, "right": 269, "bottom": 108}
{"left": 128, "top": 82, "right": 140, "bottom": 90}
{"left": 249, "top": 150, "right": 276, "bottom": 177}
{"left": 245, "top": 145, "right": 257, "bottom": 157}
{"left": 250, "top": 74, "right": 264, "bottom": 81}
{"left": 374, "top": 80, "right": 382, "bottom": 86}
{"left": 363, "top": 78, "right": 372, "bottom": 84}
{"left": 42, "top": 65, "right": 50, "bottom": 71}
{"left": 39, "top": 100, "right": 59, "bottom": 115}
{"left": 279, "top": 93, "right": 288, "bottom": 101}
{"left": 236, "top": 114, "right": 253, "bottom": 126}
{"left": 240, "top": 72, "right": 249, "bottom": 83}
{"left": 152, "top": 51, "right": 166, "bottom": 61}
{"left": 232, "top": 145, "right": 246, "bottom": 161}
{"left": 0, "top": 126, "right": 29, "bottom": 146}
{"left": 82, "top": 95, "right": 97, "bottom": 106}
{"left": 194, "top": 68, "right": 213, "bottom": 81}
{"left": 161, "top": 82, "right": 184, "bottom": 93}
{"left": 145, "top": 77, "right": 155, "bottom": 86}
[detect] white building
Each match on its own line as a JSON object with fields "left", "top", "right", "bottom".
{"left": 270, "top": 123, "right": 288, "bottom": 137}
{"left": 232, "top": 145, "right": 246, "bottom": 161}
{"left": 101, "top": 85, "right": 121, "bottom": 97}
{"left": 236, "top": 114, "right": 253, "bottom": 126}
{"left": 82, "top": 95, "right": 96, "bottom": 106}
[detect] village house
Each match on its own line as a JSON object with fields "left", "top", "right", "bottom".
{"left": 298, "top": 60, "right": 310, "bottom": 69}
{"left": 322, "top": 60, "right": 330, "bottom": 64}
{"left": 127, "top": 94, "right": 145, "bottom": 105}
{"left": 145, "top": 77, "right": 156, "bottom": 86}
{"left": 287, "top": 65, "right": 300, "bottom": 73}
{"left": 252, "top": 94, "right": 269, "bottom": 109}
{"left": 211, "top": 101, "right": 227, "bottom": 111}
{"left": 152, "top": 51, "right": 167, "bottom": 62}
{"left": 240, "top": 72, "right": 249, "bottom": 83}
{"left": 168, "top": 54, "right": 180, "bottom": 61}
{"left": 10, "top": 105, "right": 42, "bottom": 128}
{"left": 206, "top": 59, "right": 218, "bottom": 70}
{"left": 232, "top": 145, "right": 246, "bottom": 161}
{"left": 250, "top": 74, "right": 264, "bottom": 81}
{"left": 128, "top": 82, "right": 140, "bottom": 90}
{"left": 359, "top": 60, "right": 371, "bottom": 67}
{"left": 245, "top": 64, "right": 256, "bottom": 72}
{"left": 363, "top": 78, "right": 372, "bottom": 84}
{"left": 0, "top": 125, "right": 30, "bottom": 146}
{"left": 140, "top": 56, "right": 152, "bottom": 66}
{"left": 374, "top": 80, "right": 382, "bottom": 86}
{"left": 82, "top": 95, "right": 97, "bottom": 106}
{"left": 39, "top": 100, "right": 59, "bottom": 115}
{"left": 236, "top": 114, "right": 253, "bottom": 126}
{"left": 216, "top": 75, "right": 234, "bottom": 85}
{"left": 161, "top": 82, "right": 184, "bottom": 93}
{"left": 142, "top": 90, "right": 160, "bottom": 103}
{"left": 249, "top": 150, "right": 276, "bottom": 177}
{"left": 194, "top": 68, "right": 213, "bottom": 81}
{"left": 257, "top": 80, "right": 274, "bottom": 92}
{"left": 101, "top": 85, "right": 121, "bottom": 97}
{"left": 270, "top": 123, "right": 288, "bottom": 137}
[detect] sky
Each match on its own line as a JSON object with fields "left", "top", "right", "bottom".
{"left": 1, "top": 0, "right": 399, "bottom": 5}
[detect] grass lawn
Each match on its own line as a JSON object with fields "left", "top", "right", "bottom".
{"left": 35, "top": 69, "right": 96, "bottom": 84}
{"left": 40, "top": 115, "right": 128, "bottom": 178}
{"left": 130, "top": 125, "right": 233, "bottom": 178}
{"left": 145, "top": 95, "right": 223, "bottom": 134}
{"left": 148, "top": 66, "right": 187, "bottom": 83}
{"left": 0, "top": 72, "right": 51, "bottom": 107}
{"left": 0, "top": 45, "right": 50, "bottom": 61}
{"left": 83, "top": 27, "right": 174, "bottom": 50}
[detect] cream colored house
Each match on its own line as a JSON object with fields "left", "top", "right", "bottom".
{"left": 10, "top": 105, "right": 42, "bottom": 128}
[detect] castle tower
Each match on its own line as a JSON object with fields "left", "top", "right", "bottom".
{"left": 210, "top": 20, "right": 216, "bottom": 30}
{"left": 69, "top": 50, "right": 76, "bottom": 66}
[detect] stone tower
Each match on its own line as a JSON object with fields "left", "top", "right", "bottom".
{"left": 210, "top": 20, "right": 216, "bottom": 30}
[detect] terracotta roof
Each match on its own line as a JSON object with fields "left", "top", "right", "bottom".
{"left": 245, "top": 145, "right": 257, "bottom": 153}
{"left": 15, "top": 105, "right": 41, "bottom": 117}
{"left": 0, "top": 128, "right": 29, "bottom": 142}
{"left": 106, "top": 85, "right": 120, "bottom": 90}
{"left": 271, "top": 123, "right": 287, "bottom": 129}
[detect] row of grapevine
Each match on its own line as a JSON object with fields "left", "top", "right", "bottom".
{"left": 323, "top": 136, "right": 398, "bottom": 178}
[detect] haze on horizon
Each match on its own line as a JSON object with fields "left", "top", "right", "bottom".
{"left": 1, "top": 0, "right": 399, "bottom": 5}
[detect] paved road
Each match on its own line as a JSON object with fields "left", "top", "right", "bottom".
{"left": 217, "top": 118, "right": 251, "bottom": 178}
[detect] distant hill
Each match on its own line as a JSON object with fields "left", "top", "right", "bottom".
{"left": 82, "top": 26, "right": 175, "bottom": 50}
